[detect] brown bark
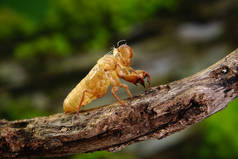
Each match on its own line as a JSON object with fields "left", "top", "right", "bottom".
{"left": 1, "top": 49, "right": 238, "bottom": 159}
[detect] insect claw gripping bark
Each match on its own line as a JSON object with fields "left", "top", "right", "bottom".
{"left": 63, "top": 43, "right": 151, "bottom": 113}
{"left": 135, "top": 71, "right": 151, "bottom": 88}
{"left": 145, "top": 72, "right": 151, "bottom": 87}
{"left": 136, "top": 78, "right": 145, "bottom": 88}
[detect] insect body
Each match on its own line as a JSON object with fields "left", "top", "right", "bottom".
{"left": 63, "top": 44, "right": 150, "bottom": 113}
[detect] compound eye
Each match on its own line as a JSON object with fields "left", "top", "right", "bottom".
{"left": 118, "top": 44, "right": 133, "bottom": 58}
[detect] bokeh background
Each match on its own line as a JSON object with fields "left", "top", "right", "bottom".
{"left": 1, "top": 0, "right": 238, "bottom": 158}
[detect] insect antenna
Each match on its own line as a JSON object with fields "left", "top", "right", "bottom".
{"left": 117, "top": 40, "right": 127, "bottom": 47}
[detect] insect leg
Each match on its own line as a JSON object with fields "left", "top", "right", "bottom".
{"left": 78, "top": 90, "right": 93, "bottom": 113}
{"left": 119, "top": 83, "right": 133, "bottom": 99}
{"left": 136, "top": 70, "right": 151, "bottom": 87}
{"left": 111, "top": 86, "right": 125, "bottom": 106}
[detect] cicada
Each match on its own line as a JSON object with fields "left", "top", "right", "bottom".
{"left": 63, "top": 42, "right": 150, "bottom": 113}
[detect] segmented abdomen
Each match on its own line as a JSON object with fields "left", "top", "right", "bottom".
{"left": 63, "top": 64, "right": 110, "bottom": 113}
{"left": 63, "top": 79, "right": 92, "bottom": 113}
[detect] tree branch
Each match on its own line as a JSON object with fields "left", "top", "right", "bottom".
{"left": 1, "top": 49, "right": 238, "bottom": 159}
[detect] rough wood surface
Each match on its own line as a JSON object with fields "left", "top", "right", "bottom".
{"left": 1, "top": 49, "right": 238, "bottom": 159}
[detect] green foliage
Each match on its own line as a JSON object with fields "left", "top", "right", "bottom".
{"left": 72, "top": 151, "right": 135, "bottom": 159}
{"left": 0, "top": 0, "right": 49, "bottom": 21}
{"left": 48, "top": 0, "right": 179, "bottom": 37}
{"left": 0, "top": 94, "right": 48, "bottom": 120}
{"left": 14, "top": 34, "right": 71, "bottom": 60}
{"left": 0, "top": 0, "right": 179, "bottom": 60}
{"left": 0, "top": 8, "right": 35, "bottom": 39}
{"left": 199, "top": 98, "right": 238, "bottom": 158}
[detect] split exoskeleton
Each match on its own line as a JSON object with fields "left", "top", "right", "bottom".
{"left": 63, "top": 43, "right": 150, "bottom": 113}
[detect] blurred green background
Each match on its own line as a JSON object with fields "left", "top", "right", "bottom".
{"left": 0, "top": 0, "right": 238, "bottom": 158}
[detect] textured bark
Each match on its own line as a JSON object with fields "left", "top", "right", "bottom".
{"left": 1, "top": 49, "right": 238, "bottom": 159}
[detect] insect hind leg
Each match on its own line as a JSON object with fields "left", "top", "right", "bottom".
{"left": 78, "top": 89, "right": 94, "bottom": 113}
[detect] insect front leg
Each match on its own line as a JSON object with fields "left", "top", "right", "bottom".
{"left": 134, "top": 70, "right": 151, "bottom": 87}
{"left": 117, "top": 67, "right": 151, "bottom": 88}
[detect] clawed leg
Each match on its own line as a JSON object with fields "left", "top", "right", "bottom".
{"left": 118, "top": 68, "right": 151, "bottom": 88}
{"left": 120, "top": 83, "right": 133, "bottom": 98}
{"left": 135, "top": 70, "right": 151, "bottom": 88}
{"left": 111, "top": 86, "right": 125, "bottom": 106}
{"left": 108, "top": 71, "right": 133, "bottom": 106}
{"left": 78, "top": 90, "right": 93, "bottom": 113}
{"left": 111, "top": 83, "right": 133, "bottom": 106}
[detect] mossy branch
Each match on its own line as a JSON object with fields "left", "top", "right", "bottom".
{"left": 1, "top": 49, "right": 238, "bottom": 159}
